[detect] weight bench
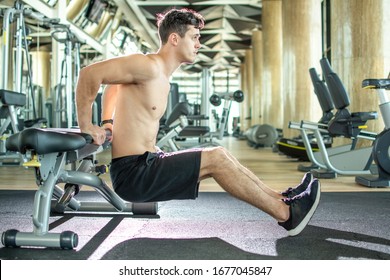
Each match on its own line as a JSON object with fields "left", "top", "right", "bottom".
{"left": 1, "top": 89, "right": 47, "bottom": 165}
{"left": 0, "top": 89, "right": 26, "bottom": 135}
{"left": 1, "top": 128, "right": 158, "bottom": 249}
{"left": 158, "top": 91, "right": 244, "bottom": 151}
{"left": 0, "top": 89, "right": 26, "bottom": 164}
{"left": 0, "top": 89, "right": 47, "bottom": 134}
{"left": 157, "top": 101, "right": 211, "bottom": 151}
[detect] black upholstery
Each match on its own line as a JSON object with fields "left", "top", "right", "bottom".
{"left": 320, "top": 58, "right": 350, "bottom": 110}
{"left": 6, "top": 128, "right": 90, "bottom": 154}
{"left": 0, "top": 90, "right": 26, "bottom": 107}
{"left": 362, "top": 79, "right": 390, "bottom": 89}
{"left": 309, "top": 68, "right": 334, "bottom": 113}
{"left": 166, "top": 102, "right": 192, "bottom": 127}
{"left": 309, "top": 67, "right": 334, "bottom": 124}
{"left": 165, "top": 101, "right": 210, "bottom": 136}
{"left": 179, "top": 126, "right": 209, "bottom": 137}
{"left": 319, "top": 57, "right": 377, "bottom": 138}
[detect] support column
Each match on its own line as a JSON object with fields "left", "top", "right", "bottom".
{"left": 245, "top": 49, "right": 255, "bottom": 127}
{"left": 331, "top": 0, "right": 390, "bottom": 137}
{"left": 252, "top": 30, "right": 263, "bottom": 126}
{"left": 281, "top": 0, "right": 322, "bottom": 138}
{"left": 201, "top": 68, "right": 212, "bottom": 127}
{"left": 240, "top": 63, "right": 250, "bottom": 132}
{"left": 262, "top": 0, "right": 283, "bottom": 129}
{"left": 66, "top": 0, "right": 89, "bottom": 21}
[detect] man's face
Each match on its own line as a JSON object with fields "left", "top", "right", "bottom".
{"left": 178, "top": 25, "right": 202, "bottom": 64}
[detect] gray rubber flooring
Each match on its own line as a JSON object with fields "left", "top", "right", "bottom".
{"left": 0, "top": 190, "right": 389, "bottom": 260}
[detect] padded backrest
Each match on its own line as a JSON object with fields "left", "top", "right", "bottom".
{"left": 166, "top": 102, "right": 192, "bottom": 126}
{"left": 309, "top": 67, "right": 334, "bottom": 113}
{"left": 0, "top": 89, "right": 26, "bottom": 106}
{"left": 320, "top": 57, "right": 350, "bottom": 109}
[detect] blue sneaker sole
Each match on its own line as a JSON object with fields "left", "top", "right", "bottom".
{"left": 288, "top": 180, "right": 321, "bottom": 236}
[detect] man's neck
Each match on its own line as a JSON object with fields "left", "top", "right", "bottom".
{"left": 156, "top": 48, "right": 182, "bottom": 76}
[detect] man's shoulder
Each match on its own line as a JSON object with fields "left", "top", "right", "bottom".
{"left": 120, "top": 53, "right": 162, "bottom": 78}
{"left": 126, "top": 53, "right": 159, "bottom": 61}
{"left": 126, "top": 53, "right": 162, "bottom": 68}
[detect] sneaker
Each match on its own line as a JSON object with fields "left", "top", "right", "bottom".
{"left": 278, "top": 178, "right": 321, "bottom": 236}
{"left": 282, "top": 172, "right": 313, "bottom": 198}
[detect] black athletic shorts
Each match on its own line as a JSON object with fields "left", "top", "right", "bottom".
{"left": 110, "top": 148, "right": 203, "bottom": 202}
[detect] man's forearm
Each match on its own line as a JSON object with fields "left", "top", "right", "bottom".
{"left": 75, "top": 68, "right": 102, "bottom": 130}
{"left": 76, "top": 98, "right": 93, "bottom": 129}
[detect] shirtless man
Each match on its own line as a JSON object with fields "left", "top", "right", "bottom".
{"left": 76, "top": 8, "right": 320, "bottom": 236}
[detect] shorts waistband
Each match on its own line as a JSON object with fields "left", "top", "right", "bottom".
{"left": 111, "top": 152, "right": 160, "bottom": 166}
{"left": 112, "top": 154, "right": 144, "bottom": 164}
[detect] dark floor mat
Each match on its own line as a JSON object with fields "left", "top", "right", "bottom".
{"left": 0, "top": 190, "right": 389, "bottom": 260}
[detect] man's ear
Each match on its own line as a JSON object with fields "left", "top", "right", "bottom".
{"left": 169, "top": 33, "right": 179, "bottom": 46}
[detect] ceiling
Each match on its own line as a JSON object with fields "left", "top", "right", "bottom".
{"left": 128, "top": 0, "right": 262, "bottom": 72}
{"left": 0, "top": 0, "right": 262, "bottom": 73}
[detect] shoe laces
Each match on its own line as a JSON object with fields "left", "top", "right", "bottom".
{"left": 282, "top": 172, "right": 312, "bottom": 196}
{"left": 282, "top": 190, "right": 307, "bottom": 205}
{"left": 281, "top": 187, "right": 293, "bottom": 196}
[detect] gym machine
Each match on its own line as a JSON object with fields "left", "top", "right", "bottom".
{"left": 1, "top": 1, "right": 51, "bottom": 122}
{"left": 290, "top": 58, "right": 378, "bottom": 178}
{"left": 245, "top": 124, "right": 280, "bottom": 149}
{"left": 157, "top": 101, "right": 196, "bottom": 151}
{"left": 355, "top": 78, "right": 390, "bottom": 187}
{"left": 0, "top": 90, "right": 26, "bottom": 162}
{"left": 277, "top": 67, "right": 334, "bottom": 161}
{"left": 209, "top": 90, "right": 244, "bottom": 141}
{"left": 157, "top": 90, "right": 244, "bottom": 151}
{"left": 0, "top": 1, "right": 50, "bottom": 164}
{"left": 50, "top": 23, "right": 84, "bottom": 128}
{"left": 1, "top": 128, "right": 158, "bottom": 249}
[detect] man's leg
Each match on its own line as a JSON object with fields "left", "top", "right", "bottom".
{"left": 220, "top": 147, "right": 286, "bottom": 199}
{"left": 198, "top": 146, "right": 321, "bottom": 236}
{"left": 221, "top": 148, "right": 314, "bottom": 199}
{"left": 199, "top": 146, "right": 290, "bottom": 222}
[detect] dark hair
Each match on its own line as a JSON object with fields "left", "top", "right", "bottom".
{"left": 157, "top": 8, "right": 205, "bottom": 44}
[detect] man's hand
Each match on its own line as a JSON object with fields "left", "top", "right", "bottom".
{"left": 81, "top": 125, "right": 108, "bottom": 145}
{"left": 102, "top": 123, "right": 113, "bottom": 142}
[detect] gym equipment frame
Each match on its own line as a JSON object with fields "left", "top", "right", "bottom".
{"left": 355, "top": 78, "right": 390, "bottom": 187}
{"left": 1, "top": 128, "right": 158, "bottom": 249}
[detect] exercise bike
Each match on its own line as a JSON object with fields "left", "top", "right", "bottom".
{"left": 290, "top": 58, "right": 378, "bottom": 178}
{"left": 1, "top": 128, "right": 158, "bottom": 249}
{"left": 278, "top": 67, "right": 334, "bottom": 162}
{"left": 355, "top": 77, "right": 390, "bottom": 187}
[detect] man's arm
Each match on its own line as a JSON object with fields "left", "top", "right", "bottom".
{"left": 75, "top": 64, "right": 107, "bottom": 145}
{"left": 75, "top": 54, "right": 158, "bottom": 144}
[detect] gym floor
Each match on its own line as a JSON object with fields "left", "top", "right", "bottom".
{"left": 0, "top": 137, "right": 389, "bottom": 260}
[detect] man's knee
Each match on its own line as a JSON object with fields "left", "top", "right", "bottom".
{"left": 201, "top": 146, "right": 230, "bottom": 169}
{"left": 203, "top": 146, "right": 226, "bottom": 159}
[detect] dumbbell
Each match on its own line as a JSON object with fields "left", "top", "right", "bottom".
{"left": 209, "top": 90, "right": 245, "bottom": 106}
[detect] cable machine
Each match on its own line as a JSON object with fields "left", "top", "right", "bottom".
{"left": 1, "top": 1, "right": 51, "bottom": 163}
{"left": 1, "top": 0, "right": 52, "bottom": 120}
{"left": 50, "top": 23, "right": 83, "bottom": 128}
